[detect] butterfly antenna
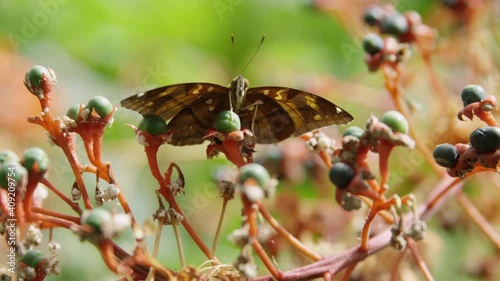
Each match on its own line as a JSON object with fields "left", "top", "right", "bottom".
{"left": 241, "top": 35, "right": 266, "bottom": 75}
{"left": 231, "top": 34, "right": 241, "bottom": 74}
{"left": 228, "top": 34, "right": 239, "bottom": 112}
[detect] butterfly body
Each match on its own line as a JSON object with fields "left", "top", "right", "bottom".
{"left": 121, "top": 76, "right": 353, "bottom": 146}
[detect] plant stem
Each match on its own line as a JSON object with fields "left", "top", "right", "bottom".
{"left": 40, "top": 178, "right": 82, "bottom": 215}
{"left": 153, "top": 217, "right": 166, "bottom": 258}
{"left": 381, "top": 65, "right": 442, "bottom": 175}
{"left": 407, "top": 239, "right": 435, "bottom": 281}
{"left": 172, "top": 221, "right": 185, "bottom": 269}
{"left": 259, "top": 204, "right": 322, "bottom": 261}
{"left": 339, "top": 264, "right": 357, "bottom": 281}
{"left": 390, "top": 250, "right": 408, "bottom": 281}
{"left": 211, "top": 197, "right": 229, "bottom": 260}
{"left": 455, "top": 190, "right": 500, "bottom": 250}
{"left": 253, "top": 175, "right": 463, "bottom": 280}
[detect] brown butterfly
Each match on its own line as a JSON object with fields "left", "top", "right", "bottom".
{"left": 121, "top": 75, "right": 353, "bottom": 146}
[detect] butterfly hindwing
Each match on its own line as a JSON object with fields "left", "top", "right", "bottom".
{"left": 238, "top": 91, "right": 296, "bottom": 143}
{"left": 167, "top": 91, "right": 231, "bottom": 145}
{"left": 167, "top": 107, "right": 211, "bottom": 145}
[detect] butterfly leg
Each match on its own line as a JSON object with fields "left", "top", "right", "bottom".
{"left": 240, "top": 100, "right": 263, "bottom": 133}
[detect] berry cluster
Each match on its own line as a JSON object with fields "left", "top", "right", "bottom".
{"left": 434, "top": 85, "right": 499, "bottom": 177}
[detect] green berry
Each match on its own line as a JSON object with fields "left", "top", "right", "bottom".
{"left": 138, "top": 115, "right": 168, "bottom": 136}
{"left": 329, "top": 162, "right": 354, "bottom": 189}
{"left": 19, "top": 249, "right": 45, "bottom": 268}
{"left": 87, "top": 96, "right": 114, "bottom": 118}
{"left": 363, "top": 6, "right": 385, "bottom": 26}
{"left": 343, "top": 126, "right": 364, "bottom": 139}
{"left": 239, "top": 163, "right": 270, "bottom": 187}
{"left": 67, "top": 104, "right": 82, "bottom": 121}
{"left": 0, "top": 161, "right": 27, "bottom": 189}
{"left": 381, "top": 13, "right": 409, "bottom": 36}
{"left": 81, "top": 208, "right": 113, "bottom": 235}
{"left": 22, "top": 147, "right": 50, "bottom": 174}
{"left": 381, "top": 111, "right": 409, "bottom": 134}
{"left": 433, "top": 144, "right": 459, "bottom": 168}
{"left": 461, "top": 84, "right": 486, "bottom": 107}
{"left": 24, "top": 65, "right": 57, "bottom": 98}
{"left": 362, "top": 33, "right": 384, "bottom": 55}
{"left": 215, "top": 110, "right": 241, "bottom": 134}
{"left": 0, "top": 150, "right": 19, "bottom": 164}
{"left": 470, "top": 127, "right": 500, "bottom": 153}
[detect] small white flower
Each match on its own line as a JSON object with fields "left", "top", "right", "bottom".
{"left": 237, "top": 262, "right": 257, "bottom": 278}
{"left": 112, "top": 213, "right": 132, "bottom": 234}
{"left": 243, "top": 185, "right": 264, "bottom": 203}
{"left": 107, "top": 117, "right": 114, "bottom": 127}
{"left": 96, "top": 184, "right": 120, "bottom": 202}
{"left": 227, "top": 226, "right": 249, "bottom": 245}
{"left": 136, "top": 133, "right": 148, "bottom": 146}
{"left": 170, "top": 178, "right": 185, "bottom": 195}
{"left": 34, "top": 184, "right": 48, "bottom": 200}
{"left": 81, "top": 108, "right": 90, "bottom": 121}
{"left": 317, "top": 136, "right": 332, "bottom": 151}
{"left": 26, "top": 225, "right": 43, "bottom": 247}
{"left": 305, "top": 138, "right": 318, "bottom": 151}
{"left": 48, "top": 241, "right": 61, "bottom": 254}
{"left": 71, "top": 184, "right": 82, "bottom": 201}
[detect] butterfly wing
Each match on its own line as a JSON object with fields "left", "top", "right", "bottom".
{"left": 242, "top": 87, "right": 353, "bottom": 144}
{"left": 121, "top": 83, "right": 230, "bottom": 146}
{"left": 121, "top": 83, "right": 228, "bottom": 121}
{"left": 167, "top": 91, "right": 232, "bottom": 145}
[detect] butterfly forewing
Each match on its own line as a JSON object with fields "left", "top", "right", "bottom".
{"left": 241, "top": 87, "right": 353, "bottom": 143}
{"left": 121, "top": 83, "right": 228, "bottom": 120}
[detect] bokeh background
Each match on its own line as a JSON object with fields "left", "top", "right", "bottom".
{"left": 1, "top": 0, "right": 499, "bottom": 280}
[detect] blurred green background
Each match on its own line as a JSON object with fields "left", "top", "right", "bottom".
{"left": 1, "top": 0, "right": 499, "bottom": 280}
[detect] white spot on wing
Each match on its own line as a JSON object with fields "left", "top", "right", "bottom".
{"left": 336, "top": 107, "right": 342, "bottom": 113}
{"left": 137, "top": 92, "right": 145, "bottom": 98}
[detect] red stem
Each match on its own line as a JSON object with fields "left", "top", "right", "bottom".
{"left": 407, "top": 239, "right": 435, "bottom": 281}
{"left": 252, "top": 175, "right": 464, "bottom": 280}
{"left": 40, "top": 178, "right": 82, "bottom": 215}
{"left": 259, "top": 204, "right": 322, "bottom": 261}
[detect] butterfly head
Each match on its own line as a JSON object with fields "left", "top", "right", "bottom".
{"left": 229, "top": 75, "right": 249, "bottom": 113}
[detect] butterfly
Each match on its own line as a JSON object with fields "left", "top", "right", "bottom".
{"left": 121, "top": 75, "right": 353, "bottom": 146}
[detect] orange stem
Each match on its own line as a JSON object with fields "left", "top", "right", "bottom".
{"left": 259, "top": 203, "right": 322, "bottom": 261}
{"left": 31, "top": 207, "right": 80, "bottom": 223}
{"left": 455, "top": 190, "right": 500, "bottom": 250}
{"left": 40, "top": 178, "right": 82, "bottom": 215}
{"left": 407, "top": 239, "right": 435, "bottom": 281}
{"left": 339, "top": 264, "right": 357, "bottom": 281}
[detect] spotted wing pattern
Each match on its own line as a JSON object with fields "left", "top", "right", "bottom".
{"left": 240, "top": 87, "right": 353, "bottom": 143}
{"left": 121, "top": 82, "right": 353, "bottom": 145}
{"left": 121, "top": 83, "right": 228, "bottom": 121}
